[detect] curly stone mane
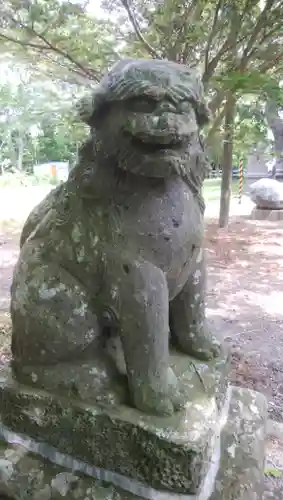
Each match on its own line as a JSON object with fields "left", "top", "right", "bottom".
{"left": 75, "top": 58, "right": 210, "bottom": 212}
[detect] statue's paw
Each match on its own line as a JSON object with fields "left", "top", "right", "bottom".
{"left": 179, "top": 330, "right": 221, "bottom": 361}
{"left": 166, "top": 366, "right": 187, "bottom": 410}
{"left": 132, "top": 368, "right": 186, "bottom": 416}
{"left": 192, "top": 339, "right": 221, "bottom": 361}
{"left": 132, "top": 389, "right": 174, "bottom": 416}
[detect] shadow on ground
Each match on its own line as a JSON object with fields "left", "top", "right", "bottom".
{"left": 205, "top": 216, "right": 283, "bottom": 421}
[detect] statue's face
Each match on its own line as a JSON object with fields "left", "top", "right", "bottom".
{"left": 78, "top": 60, "right": 208, "bottom": 180}
{"left": 95, "top": 94, "right": 201, "bottom": 178}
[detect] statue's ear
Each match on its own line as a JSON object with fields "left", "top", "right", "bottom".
{"left": 75, "top": 89, "right": 107, "bottom": 127}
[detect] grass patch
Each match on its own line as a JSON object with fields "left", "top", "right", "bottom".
{"left": 202, "top": 177, "right": 240, "bottom": 202}
{"left": 0, "top": 172, "right": 60, "bottom": 188}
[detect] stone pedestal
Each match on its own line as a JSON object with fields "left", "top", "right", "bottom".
{"left": 251, "top": 207, "right": 283, "bottom": 221}
{"left": 0, "top": 351, "right": 267, "bottom": 500}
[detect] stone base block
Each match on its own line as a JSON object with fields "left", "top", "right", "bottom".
{"left": 210, "top": 387, "right": 267, "bottom": 500}
{"left": 0, "top": 351, "right": 229, "bottom": 496}
{"left": 251, "top": 207, "right": 283, "bottom": 221}
{"left": 0, "top": 386, "right": 267, "bottom": 500}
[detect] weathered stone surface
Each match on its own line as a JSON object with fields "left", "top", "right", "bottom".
{"left": 0, "top": 386, "right": 267, "bottom": 500}
{"left": 10, "top": 58, "right": 221, "bottom": 420}
{"left": 250, "top": 207, "right": 283, "bottom": 221}
{"left": 0, "top": 438, "right": 138, "bottom": 500}
{"left": 0, "top": 350, "right": 229, "bottom": 496}
{"left": 250, "top": 178, "right": 283, "bottom": 209}
{"left": 211, "top": 387, "right": 267, "bottom": 500}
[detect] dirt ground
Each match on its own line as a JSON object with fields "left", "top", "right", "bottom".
{"left": 264, "top": 435, "right": 283, "bottom": 497}
{"left": 204, "top": 213, "right": 283, "bottom": 496}
{"left": 205, "top": 215, "right": 283, "bottom": 423}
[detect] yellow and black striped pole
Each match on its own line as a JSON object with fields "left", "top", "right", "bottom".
{"left": 238, "top": 158, "right": 244, "bottom": 204}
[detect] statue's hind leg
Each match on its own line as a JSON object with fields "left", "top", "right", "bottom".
{"left": 11, "top": 261, "right": 101, "bottom": 367}
{"left": 10, "top": 252, "right": 127, "bottom": 402}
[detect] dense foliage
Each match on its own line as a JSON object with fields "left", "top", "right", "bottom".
{"left": 0, "top": 65, "right": 87, "bottom": 171}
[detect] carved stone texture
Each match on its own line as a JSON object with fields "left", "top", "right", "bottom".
{"left": 251, "top": 208, "right": 283, "bottom": 221}
{"left": 250, "top": 178, "right": 283, "bottom": 209}
{"left": 0, "top": 352, "right": 230, "bottom": 496}
{"left": 0, "top": 375, "right": 267, "bottom": 500}
{"left": 10, "top": 58, "right": 221, "bottom": 418}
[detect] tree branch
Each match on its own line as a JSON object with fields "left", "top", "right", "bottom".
{"left": 204, "top": 0, "right": 223, "bottom": 75}
{"left": 119, "top": 0, "right": 160, "bottom": 58}
{"left": 0, "top": 30, "right": 100, "bottom": 81}
{"left": 206, "top": 107, "right": 225, "bottom": 142}
{"left": 208, "top": 90, "right": 225, "bottom": 115}
{"left": 204, "top": 4, "right": 243, "bottom": 82}
{"left": 258, "top": 52, "right": 283, "bottom": 73}
{"left": 246, "top": 25, "right": 283, "bottom": 65}
{"left": 241, "top": 0, "right": 276, "bottom": 62}
{"left": 166, "top": 0, "right": 200, "bottom": 61}
{"left": 0, "top": 32, "right": 47, "bottom": 50}
{"left": 32, "top": 50, "right": 98, "bottom": 85}
{"left": 265, "top": 100, "right": 281, "bottom": 130}
{"left": 36, "top": 30, "right": 100, "bottom": 80}
{"left": 204, "top": 40, "right": 230, "bottom": 83}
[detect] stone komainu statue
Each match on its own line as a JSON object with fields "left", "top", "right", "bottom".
{"left": 11, "top": 59, "right": 221, "bottom": 416}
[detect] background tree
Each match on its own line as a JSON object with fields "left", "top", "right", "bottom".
{"left": 0, "top": 67, "right": 88, "bottom": 172}
{"left": 102, "top": 0, "right": 283, "bottom": 226}
{"left": 265, "top": 96, "right": 283, "bottom": 177}
{"left": 0, "top": 0, "right": 122, "bottom": 85}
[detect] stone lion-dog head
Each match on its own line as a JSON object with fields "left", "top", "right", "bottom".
{"left": 76, "top": 58, "right": 209, "bottom": 194}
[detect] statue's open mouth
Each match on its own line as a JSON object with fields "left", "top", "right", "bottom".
{"left": 129, "top": 134, "right": 183, "bottom": 154}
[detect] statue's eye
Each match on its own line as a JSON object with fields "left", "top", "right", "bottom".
{"left": 125, "top": 96, "right": 157, "bottom": 113}
{"left": 160, "top": 100, "right": 176, "bottom": 112}
{"left": 178, "top": 100, "right": 193, "bottom": 113}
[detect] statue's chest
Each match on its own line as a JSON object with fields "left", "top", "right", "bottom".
{"left": 116, "top": 178, "right": 204, "bottom": 271}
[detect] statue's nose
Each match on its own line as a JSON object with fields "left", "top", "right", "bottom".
{"left": 157, "top": 100, "right": 177, "bottom": 114}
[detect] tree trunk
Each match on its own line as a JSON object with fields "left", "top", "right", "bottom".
{"left": 218, "top": 92, "right": 236, "bottom": 228}
{"left": 17, "top": 133, "right": 24, "bottom": 171}
{"left": 265, "top": 100, "right": 283, "bottom": 178}
{"left": 7, "top": 130, "right": 17, "bottom": 168}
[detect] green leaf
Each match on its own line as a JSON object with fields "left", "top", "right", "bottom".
{"left": 264, "top": 467, "right": 282, "bottom": 478}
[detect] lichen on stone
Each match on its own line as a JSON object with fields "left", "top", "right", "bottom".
{"left": 10, "top": 58, "right": 221, "bottom": 422}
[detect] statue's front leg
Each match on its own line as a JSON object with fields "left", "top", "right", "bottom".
{"left": 110, "top": 260, "right": 186, "bottom": 416}
{"left": 170, "top": 248, "right": 220, "bottom": 361}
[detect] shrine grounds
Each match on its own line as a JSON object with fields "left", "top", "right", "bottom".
{"left": 0, "top": 178, "right": 283, "bottom": 492}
